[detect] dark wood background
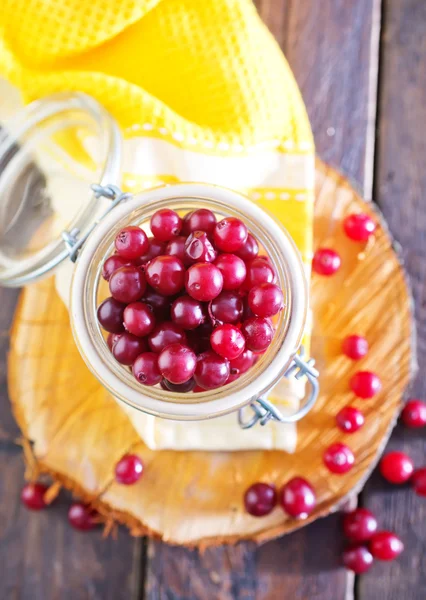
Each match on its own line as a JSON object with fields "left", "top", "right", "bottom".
{"left": 1, "top": 1, "right": 425, "bottom": 598}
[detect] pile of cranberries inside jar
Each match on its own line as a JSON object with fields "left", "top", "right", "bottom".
{"left": 96, "top": 208, "right": 285, "bottom": 393}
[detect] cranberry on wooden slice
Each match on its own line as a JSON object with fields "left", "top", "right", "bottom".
{"left": 182, "top": 208, "right": 217, "bottom": 235}
{"left": 214, "top": 254, "right": 246, "bottom": 290}
{"left": 112, "top": 332, "right": 147, "bottom": 365}
{"left": 109, "top": 265, "right": 146, "bottom": 303}
{"left": 136, "top": 237, "right": 166, "bottom": 265}
{"left": 342, "top": 335, "right": 369, "bottom": 360}
{"left": 184, "top": 231, "right": 217, "bottom": 264}
{"left": 379, "top": 451, "right": 414, "bottom": 484}
{"left": 115, "top": 226, "right": 149, "bottom": 259}
{"left": 194, "top": 350, "right": 230, "bottom": 390}
{"left": 323, "top": 443, "right": 355, "bottom": 474}
{"left": 210, "top": 324, "right": 245, "bottom": 360}
{"left": 132, "top": 352, "right": 162, "bottom": 386}
{"left": 148, "top": 321, "right": 187, "bottom": 353}
{"left": 145, "top": 255, "right": 185, "bottom": 296}
{"left": 185, "top": 262, "right": 223, "bottom": 301}
{"left": 21, "top": 482, "right": 48, "bottom": 510}
{"left": 312, "top": 248, "right": 341, "bottom": 276}
{"left": 241, "top": 317, "right": 274, "bottom": 352}
{"left": 412, "top": 468, "right": 426, "bottom": 496}
{"left": 342, "top": 545, "right": 374, "bottom": 574}
{"left": 336, "top": 406, "right": 365, "bottom": 433}
{"left": 97, "top": 297, "right": 126, "bottom": 333}
{"left": 68, "top": 503, "right": 98, "bottom": 531}
{"left": 401, "top": 399, "right": 426, "bottom": 428}
{"left": 236, "top": 233, "right": 259, "bottom": 262}
{"left": 229, "top": 349, "right": 255, "bottom": 376}
{"left": 342, "top": 509, "right": 378, "bottom": 542}
{"left": 279, "top": 477, "right": 316, "bottom": 518}
{"left": 209, "top": 291, "right": 243, "bottom": 324}
{"left": 244, "top": 257, "right": 275, "bottom": 289}
{"left": 165, "top": 236, "right": 187, "bottom": 262}
{"left": 158, "top": 343, "right": 197, "bottom": 384}
{"left": 102, "top": 255, "right": 129, "bottom": 281}
{"left": 214, "top": 217, "right": 248, "bottom": 252}
{"left": 244, "top": 483, "right": 277, "bottom": 517}
{"left": 248, "top": 283, "right": 284, "bottom": 317}
{"left": 350, "top": 371, "right": 381, "bottom": 399}
{"left": 369, "top": 531, "right": 404, "bottom": 561}
{"left": 124, "top": 302, "right": 155, "bottom": 337}
{"left": 115, "top": 454, "right": 144, "bottom": 485}
{"left": 171, "top": 296, "right": 204, "bottom": 330}
{"left": 343, "top": 213, "right": 376, "bottom": 242}
{"left": 150, "top": 209, "right": 182, "bottom": 241}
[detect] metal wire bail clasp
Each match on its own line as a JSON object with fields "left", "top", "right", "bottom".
{"left": 238, "top": 347, "right": 319, "bottom": 429}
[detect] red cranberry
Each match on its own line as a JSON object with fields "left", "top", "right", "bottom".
{"left": 193, "top": 385, "right": 205, "bottom": 393}
{"left": 182, "top": 209, "right": 217, "bottom": 235}
{"left": 236, "top": 233, "right": 259, "bottom": 262}
{"left": 229, "top": 349, "right": 255, "bottom": 376}
{"left": 210, "top": 324, "right": 245, "bottom": 360}
{"left": 184, "top": 231, "right": 217, "bottom": 264}
{"left": 336, "top": 406, "right": 365, "bottom": 433}
{"left": 162, "top": 378, "right": 196, "bottom": 393}
{"left": 241, "top": 317, "right": 274, "bottom": 352}
{"left": 248, "top": 283, "right": 284, "bottom": 318}
{"left": 21, "top": 482, "right": 48, "bottom": 510}
{"left": 214, "top": 254, "right": 246, "bottom": 290}
{"left": 214, "top": 217, "right": 248, "bottom": 252}
{"left": 209, "top": 291, "right": 243, "bottom": 324}
{"left": 279, "top": 477, "right": 316, "bottom": 518}
{"left": 343, "top": 213, "right": 376, "bottom": 242}
{"left": 194, "top": 350, "right": 230, "bottom": 389}
{"left": 370, "top": 531, "right": 404, "bottom": 561}
{"left": 148, "top": 321, "right": 187, "bottom": 353}
{"left": 115, "top": 226, "right": 149, "bottom": 259}
{"left": 186, "top": 321, "right": 213, "bottom": 354}
{"left": 97, "top": 297, "right": 125, "bottom": 333}
{"left": 342, "top": 544, "right": 373, "bottom": 574}
{"left": 109, "top": 265, "right": 146, "bottom": 303}
{"left": 68, "top": 503, "right": 98, "bottom": 531}
{"left": 136, "top": 237, "right": 167, "bottom": 265}
{"left": 412, "top": 468, "right": 426, "bottom": 496}
{"left": 244, "top": 257, "right": 275, "bottom": 289}
{"left": 141, "top": 286, "right": 170, "bottom": 320}
{"left": 165, "top": 236, "right": 187, "bottom": 262}
{"left": 158, "top": 343, "right": 196, "bottom": 384}
{"left": 401, "top": 399, "right": 426, "bottom": 428}
{"left": 132, "top": 352, "right": 162, "bottom": 386}
{"left": 312, "top": 248, "right": 341, "bottom": 276}
{"left": 171, "top": 296, "right": 204, "bottom": 330}
{"left": 115, "top": 454, "right": 144, "bottom": 485}
{"left": 145, "top": 255, "right": 185, "bottom": 296}
{"left": 323, "top": 443, "right": 355, "bottom": 474}
{"left": 124, "top": 302, "right": 155, "bottom": 337}
{"left": 350, "top": 371, "right": 381, "bottom": 399}
{"left": 102, "top": 255, "right": 129, "bottom": 281}
{"left": 342, "top": 508, "right": 378, "bottom": 542}
{"left": 150, "top": 209, "right": 182, "bottom": 241}
{"left": 244, "top": 483, "right": 277, "bottom": 517}
{"left": 342, "top": 335, "right": 369, "bottom": 360}
{"left": 379, "top": 451, "right": 414, "bottom": 484}
{"left": 113, "top": 332, "right": 147, "bottom": 365}
{"left": 107, "top": 332, "right": 121, "bottom": 351}
{"left": 185, "top": 263, "right": 223, "bottom": 301}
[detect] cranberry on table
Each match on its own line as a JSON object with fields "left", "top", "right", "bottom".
{"left": 411, "top": 468, "right": 426, "bottom": 496}
{"left": 244, "top": 257, "right": 275, "bottom": 289}
{"left": 162, "top": 378, "right": 196, "bottom": 393}
{"left": 109, "top": 265, "right": 146, "bottom": 303}
{"left": 182, "top": 208, "right": 217, "bottom": 235}
{"left": 132, "top": 352, "right": 162, "bottom": 386}
{"left": 323, "top": 442, "right": 355, "bottom": 474}
{"left": 312, "top": 248, "right": 341, "bottom": 276}
{"left": 343, "top": 213, "right": 376, "bottom": 242}
{"left": 165, "top": 236, "right": 187, "bottom": 262}
{"left": 107, "top": 332, "right": 121, "bottom": 351}
{"left": 401, "top": 399, "right": 426, "bottom": 428}
{"left": 145, "top": 255, "right": 185, "bottom": 296}
{"left": 214, "top": 217, "right": 248, "bottom": 252}
{"left": 342, "top": 508, "right": 378, "bottom": 542}
{"left": 150, "top": 208, "right": 182, "bottom": 241}
{"left": 184, "top": 231, "right": 217, "bottom": 264}
{"left": 148, "top": 321, "right": 187, "bottom": 353}
{"left": 369, "top": 531, "right": 404, "bottom": 561}
{"left": 194, "top": 350, "right": 230, "bottom": 389}
{"left": 244, "top": 482, "right": 277, "bottom": 517}
{"left": 229, "top": 349, "right": 255, "bottom": 376}
{"left": 379, "top": 451, "right": 414, "bottom": 484}
{"left": 236, "top": 233, "right": 259, "bottom": 262}
{"left": 115, "top": 225, "right": 149, "bottom": 259}
{"left": 68, "top": 503, "right": 98, "bottom": 531}
{"left": 241, "top": 317, "right": 274, "bottom": 352}
{"left": 136, "top": 237, "right": 167, "bottom": 265}
{"left": 113, "top": 332, "right": 147, "bottom": 365}
{"left": 97, "top": 297, "right": 126, "bottom": 333}
{"left": 171, "top": 296, "right": 204, "bottom": 330}
{"left": 115, "top": 454, "right": 144, "bottom": 485}
{"left": 185, "top": 262, "right": 223, "bottom": 301}
{"left": 158, "top": 343, "right": 197, "bottom": 384}
{"left": 124, "top": 302, "right": 156, "bottom": 337}
{"left": 209, "top": 291, "right": 243, "bottom": 324}
{"left": 279, "top": 477, "right": 316, "bottom": 518}
{"left": 214, "top": 253, "right": 247, "bottom": 290}
{"left": 210, "top": 324, "right": 245, "bottom": 360}
{"left": 21, "top": 482, "right": 48, "bottom": 510}
{"left": 350, "top": 371, "right": 381, "bottom": 399}
{"left": 342, "top": 544, "right": 374, "bottom": 574}
{"left": 141, "top": 287, "right": 170, "bottom": 320}
{"left": 248, "top": 283, "right": 284, "bottom": 318}
{"left": 102, "top": 255, "right": 129, "bottom": 281}
{"left": 342, "top": 335, "right": 369, "bottom": 360}
{"left": 336, "top": 406, "right": 365, "bottom": 433}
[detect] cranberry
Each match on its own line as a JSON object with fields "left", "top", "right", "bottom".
{"left": 162, "top": 378, "right": 196, "bottom": 393}
{"left": 193, "top": 385, "right": 205, "bottom": 393}
{"left": 244, "top": 483, "right": 277, "bottom": 517}
{"left": 171, "top": 295, "right": 204, "bottom": 330}
{"left": 148, "top": 321, "right": 187, "bottom": 353}
{"left": 342, "top": 508, "right": 378, "bottom": 542}
{"left": 229, "top": 349, "right": 255, "bottom": 376}
{"left": 241, "top": 317, "right": 274, "bottom": 352}
{"left": 214, "top": 254, "right": 246, "bottom": 290}
{"left": 209, "top": 291, "right": 243, "bottom": 324}
{"left": 379, "top": 451, "right": 414, "bottom": 484}
{"left": 412, "top": 468, "right": 426, "bottom": 496}
{"left": 113, "top": 332, "right": 147, "bottom": 365}
{"left": 210, "top": 324, "right": 245, "bottom": 360}
{"left": 132, "top": 352, "right": 162, "bottom": 385}
{"left": 323, "top": 443, "right": 355, "bottom": 474}
{"left": 244, "top": 257, "right": 275, "bottom": 289}
{"left": 248, "top": 283, "right": 284, "bottom": 318}
{"left": 342, "top": 335, "right": 369, "bottom": 360}
{"left": 136, "top": 237, "right": 167, "bottom": 265}
{"left": 115, "top": 454, "right": 144, "bottom": 485}
{"left": 102, "top": 255, "right": 129, "bottom": 281}
{"left": 236, "top": 233, "right": 259, "bottom": 262}
{"left": 97, "top": 297, "right": 125, "bottom": 333}
{"left": 312, "top": 248, "right": 341, "bottom": 276}
{"left": 401, "top": 399, "right": 426, "bottom": 428}
{"left": 165, "top": 236, "right": 187, "bottom": 262}
{"left": 370, "top": 531, "right": 404, "bottom": 561}
{"left": 123, "top": 302, "right": 156, "bottom": 337}
{"left": 336, "top": 406, "right": 365, "bottom": 433}
{"left": 184, "top": 231, "right": 217, "bottom": 264}
{"left": 145, "top": 255, "right": 185, "bottom": 296}
{"left": 342, "top": 545, "right": 374, "bottom": 574}
{"left": 21, "top": 482, "right": 48, "bottom": 510}
{"left": 279, "top": 477, "right": 316, "bottom": 518}
{"left": 350, "top": 371, "right": 381, "bottom": 399}
{"left": 186, "top": 321, "right": 213, "bottom": 354}
{"left": 182, "top": 208, "right": 217, "bottom": 235}
{"left": 194, "top": 350, "right": 230, "bottom": 389}
{"left": 109, "top": 265, "right": 146, "bottom": 303}
{"left": 214, "top": 217, "right": 248, "bottom": 252}
{"left": 107, "top": 332, "right": 121, "bottom": 351}
{"left": 150, "top": 208, "right": 182, "bottom": 241}
{"left": 141, "top": 286, "right": 170, "bottom": 320}
{"left": 115, "top": 226, "right": 149, "bottom": 259}
{"left": 68, "top": 503, "right": 98, "bottom": 531}
{"left": 185, "top": 262, "right": 223, "bottom": 301}
{"left": 343, "top": 213, "right": 376, "bottom": 242}
{"left": 158, "top": 344, "right": 196, "bottom": 384}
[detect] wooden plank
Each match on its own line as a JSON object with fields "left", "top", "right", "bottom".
{"left": 145, "top": 2, "right": 381, "bottom": 599}
{"left": 359, "top": 0, "right": 426, "bottom": 598}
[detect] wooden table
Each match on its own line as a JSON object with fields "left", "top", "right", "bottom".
{"left": 1, "top": 1, "right": 426, "bottom": 598}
